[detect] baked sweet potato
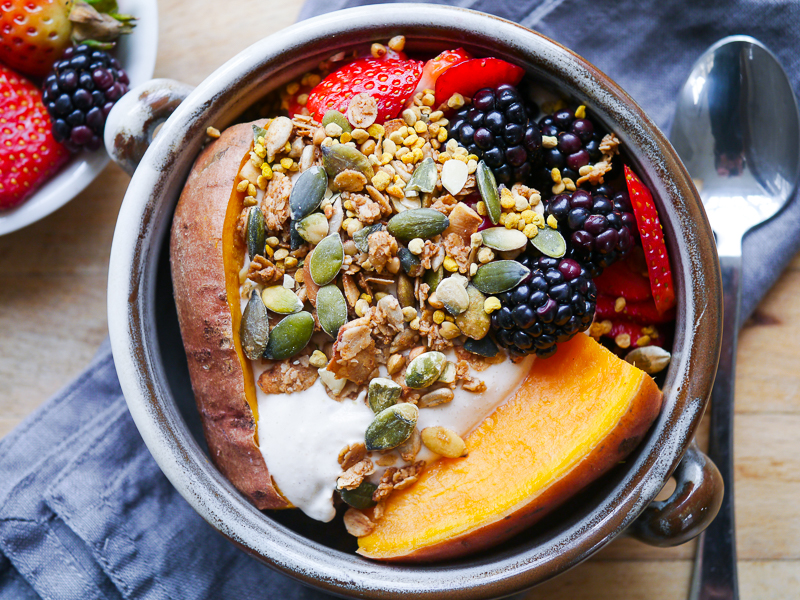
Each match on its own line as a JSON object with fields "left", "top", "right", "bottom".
{"left": 170, "top": 121, "right": 289, "bottom": 510}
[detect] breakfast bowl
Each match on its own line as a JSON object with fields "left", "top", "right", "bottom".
{"left": 106, "top": 4, "right": 723, "bottom": 598}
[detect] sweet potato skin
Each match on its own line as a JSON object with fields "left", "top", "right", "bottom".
{"left": 170, "top": 122, "right": 288, "bottom": 510}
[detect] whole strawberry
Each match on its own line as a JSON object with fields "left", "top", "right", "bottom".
{"left": 0, "top": 0, "right": 74, "bottom": 78}
{"left": 306, "top": 57, "right": 423, "bottom": 123}
{"left": 0, "top": 65, "right": 70, "bottom": 210}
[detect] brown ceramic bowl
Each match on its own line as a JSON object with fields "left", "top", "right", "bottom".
{"left": 106, "top": 5, "right": 723, "bottom": 598}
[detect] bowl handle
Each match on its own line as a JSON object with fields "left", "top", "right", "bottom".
{"left": 104, "top": 79, "right": 195, "bottom": 176}
{"left": 629, "top": 442, "right": 724, "bottom": 547}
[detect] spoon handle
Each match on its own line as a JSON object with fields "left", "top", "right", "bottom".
{"left": 689, "top": 254, "right": 741, "bottom": 600}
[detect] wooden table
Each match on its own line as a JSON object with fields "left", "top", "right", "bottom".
{"left": 1, "top": 1, "right": 798, "bottom": 597}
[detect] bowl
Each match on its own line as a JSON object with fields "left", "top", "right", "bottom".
{"left": 106, "top": 5, "right": 723, "bottom": 598}
{"left": 0, "top": 0, "right": 158, "bottom": 236}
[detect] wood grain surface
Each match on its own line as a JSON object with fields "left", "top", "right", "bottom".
{"left": 1, "top": 1, "right": 798, "bottom": 597}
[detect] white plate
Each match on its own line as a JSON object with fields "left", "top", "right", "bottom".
{"left": 0, "top": 0, "right": 158, "bottom": 236}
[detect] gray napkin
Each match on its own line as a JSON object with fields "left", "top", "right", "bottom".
{"left": 3, "top": 2, "right": 799, "bottom": 599}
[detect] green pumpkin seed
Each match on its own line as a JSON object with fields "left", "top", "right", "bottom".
{"left": 424, "top": 265, "right": 443, "bottom": 293}
{"left": 321, "top": 144, "right": 374, "bottom": 180}
{"left": 308, "top": 234, "right": 344, "bottom": 286}
{"left": 367, "top": 377, "right": 402, "bottom": 414}
{"left": 295, "top": 213, "right": 329, "bottom": 245}
{"left": 397, "top": 272, "right": 415, "bottom": 308}
{"left": 436, "top": 277, "right": 470, "bottom": 316}
{"left": 471, "top": 260, "right": 531, "bottom": 295}
{"left": 387, "top": 208, "right": 450, "bottom": 240}
{"left": 397, "top": 247, "right": 422, "bottom": 277}
{"left": 338, "top": 480, "right": 377, "bottom": 509}
{"left": 404, "top": 157, "right": 437, "bottom": 194}
{"left": 261, "top": 285, "right": 303, "bottom": 315}
{"left": 240, "top": 290, "right": 269, "bottom": 360}
{"left": 625, "top": 346, "right": 671, "bottom": 374}
{"left": 321, "top": 110, "right": 352, "bottom": 134}
{"left": 455, "top": 285, "right": 490, "bottom": 340}
{"left": 263, "top": 311, "right": 314, "bottom": 360}
{"left": 405, "top": 351, "right": 446, "bottom": 389}
{"left": 437, "top": 361, "right": 457, "bottom": 384}
{"left": 476, "top": 161, "right": 501, "bottom": 225}
{"left": 289, "top": 223, "right": 303, "bottom": 251}
{"left": 246, "top": 207, "right": 266, "bottom": 259}
{"left": 316, "top": 284, "right": 348, "bottom": 338}
{"left": 463, "top": 335, "right": 498, "bottom": 358}
{"left": 365, "top": 403, "right": 419, "bottom": 451}
{"left": 252, "top": 123, "right": 268, "bottom": 144}
{"left": 530, "top": 226, "right": 566, "bottom": 258}
{"left": 289, "top": 165, "right": 328, "bottom": 220}
{"left": 480, "top": 227, "right": 528, "bottom": 252}
{"left": 353, "top": 223, "right": 382, "bottom": 253}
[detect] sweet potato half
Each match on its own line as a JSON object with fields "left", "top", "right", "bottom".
{"left": 170, "top": 121, "right": 288, "bottom": 510}
{"left": 358, "top": 333, "right": 663, "bottom": 561}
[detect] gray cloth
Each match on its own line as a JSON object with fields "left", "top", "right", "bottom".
{"left": 3, "top": 1, "right": 799, "bottom": 599}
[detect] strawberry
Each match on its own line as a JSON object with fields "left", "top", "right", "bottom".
{"left": 596, "top": 294, "right": 676, "bottom": 325}
{"left": 434, "top": 57, "right": 525, "bottom": 105}
{"left": 0, "top": 65, "right": 70, "bottom": 210}
{"left": 624, "top": 165, "right": 676, "bottom": 314}
{"left": 415, "top": 47, "right": 471, "bottom": 96}
{"left": 0, "top": 0, "right": 73, "bottom": 78}
{"left": 594, "top": 256, "right": 652, "bottom": 301}
{"left": 604, "top": 319, "right": 664, "bottom": 349}
{"left": 305, "top": 57, "right": 423, "bottom": 123}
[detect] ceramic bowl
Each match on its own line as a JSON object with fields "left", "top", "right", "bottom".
{"left": 0, "top": 0, "right": 158, "bottom": 236}
{"left": 106, "top": 5, "right": 723, "bottom": 598}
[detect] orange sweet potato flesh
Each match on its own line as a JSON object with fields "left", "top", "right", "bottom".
{"left": 358, "top": 333, "right": 663, "bottom": 561}
{"left": 170, "top": 121, "right": 289, "bottom": 510}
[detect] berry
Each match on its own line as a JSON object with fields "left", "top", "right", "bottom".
{"left": 42, "top": 45, "right": 129, "bottom": 152}
{"left": 0, "top": 0, "right": 72, "bottom": 77}
{"left": 306, "top": 57, "right": 423, "bottom": 123}
{"left": 434, "top": 57, "right": 525, "bottom": 106}
{"left": 595, "top": 294, "right": 676, "bottom": 325}
{"left": 0, "top": 65, "right": 69, "bottom": 209}
{"left": 449, "top": 84, "right": 542, "bottom": 185}
{"left": 415, "top": 47, "right": 471, "bottom": 97}
{"left": 491, "top": 254, "right": 597, "bottom": 357}
{"left": 594, "top": 256, "right": 652, "bottom": 301}
{"left": 624, "top": 165, "right": 676, "bottom": 313}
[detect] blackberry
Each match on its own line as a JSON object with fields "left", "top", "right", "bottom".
{"left": 547, "top": 184, "right": 637, "bottom": 275}
{"left": 42, "top": 45, "right": 130, "bottom": 152}
{"left": 448, "top": 84, "right": 542, "bottom": 185}
{"left": 491, "top": 255, "right": 596, "bottom": 358}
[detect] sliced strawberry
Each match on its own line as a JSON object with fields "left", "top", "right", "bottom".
{"left": 415, "top": 47, "right": 472, "bottom": 96}
{"left": 434, "top": 57, "right": 525, "bottom": 105}
{"left": 603, "top": 319, "right": 665, "bottom": 349}
{"left": 594, "top": 257, "right": 652, "bottom": 301}
{"left": 624, "top": 165, "right": 676, "bottom": 314}
{"left": 0, "top": 65, "right": 69, "bottom": 210}
{"left": 596, "top": 294, "right": 676, "bottom": 325}
{"left": 306, "top": 57, "right": 423, "bottom": 123}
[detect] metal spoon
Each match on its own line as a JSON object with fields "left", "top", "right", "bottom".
{"left": 671, "top": 36, "right": 800, "bottom": 600}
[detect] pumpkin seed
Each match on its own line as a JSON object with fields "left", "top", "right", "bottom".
{"left": 405, "top": 157, "right": 437, "bottom": 194}
{"left": 436, "top": 277, "right": 470, "bottom": 316}
{"left": 240, "top": 290, "right": 269, "bottom": 360}
{"left": 397, "top": 272, "right": 415, "bottom": 308}
{"left": 246, "top": 207, "right": 266, "bottom": 259}
{"left": 440, "top": 158, "right": 469, "bottom": 195}
{"left": 463, "top": 335, "right": 498, "bottom": 357}
{"left": 397, "top": 247, "right": 422, "bottom": 277}
{"left": 289, "top": 165, "right": 327, "bottom": 220}
{"left": 353, "top": 223, "right": 382, "bottom": 253}
{"left": 327, "top": 194, "right": 344, "bottom": 235}
{"left": 338, "top": 480, "right": 377, "bottom": 510}
{"left": 322, "top": 110, "right": 352, "bottom": 134}
{"left": 308, "top": 234, "right": 344, "bottom": 286}
{"left": 530, "top": 226, "right": 566, "bottom": 258}
{"left": 471, "top": 260, "right": 530, "bottom": 295}
{"left": 261, "top": 285, "right": 303, "bottom": 314}
{"left": 455, "top": 285, "right": 490, "bottom": 340}
{"left": 365, "top": 403, "right": 419, "bottom": 451}
{"left": 405, "top": 351, "right": 446, "bottom": 388}
{"left": 316, "top": 284, "right": 348, "bottom": 338}
{"left": 295, "top": 213, "right": 329, "bottom": 245}
{"left": 421, "top": 426, "right": 466, "bottom": 458}
{"left": 418, "top": 388, "right": 454, "bottom": 408}
{"left": 263, "top": 311, "right": 314, "bottom": 360}
{"left": 387, "top": 208, "right": 450, "bottom": 240}
{"left": 322, "top": 144, "right": 374, "bottom": 180}
{"left": 252, "top": 123, "right": 268, "bottom": 144}
{"left": 437, "top": 360, "right": 457, "bottom": 384}
{"left": 625, "top": 346, "right": 671, "bottom": 374}
{"left": 424, "top": 265, "right": 443, "bottom": 293}
{"left": 480, "top": 227, "right": 528, "bottom": 252}
{"left": 289, "top": 223, "right": 304, "bottom": 250}
{"left": 476, "top": 160, "right": 501, "bottom": 225}
{"left": 367, "top": 377, "right": 402, "bottom": 414}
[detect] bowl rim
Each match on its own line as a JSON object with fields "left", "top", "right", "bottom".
{"left": 107, "top": 4, "right": 722, "bottom": 598}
